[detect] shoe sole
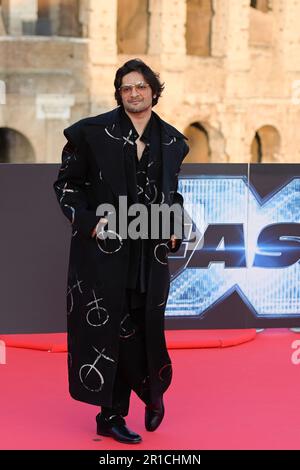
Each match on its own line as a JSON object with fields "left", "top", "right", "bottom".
{"left": 97, "top": 429, "right": 142, "bottom": 444}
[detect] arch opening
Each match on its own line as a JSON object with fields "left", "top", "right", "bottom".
{"left": 0, "top": 128, "right": 35, "bottom": 163}
{"left": 250, "top": 125, "right": 281, "bottom": 163}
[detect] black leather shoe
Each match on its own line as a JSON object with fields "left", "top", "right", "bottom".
{"left": 145, "top": 396, "right": 165, "bottom": 432}
{"left": 96, "top": 413, "right": 142, "bottom": 444}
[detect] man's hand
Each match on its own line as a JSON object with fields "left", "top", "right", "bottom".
{"left": 170, "top": 234, "right": 177, "bottom": 250}
{"left": 91, "top": 217, "right": 108, "bottom": 238}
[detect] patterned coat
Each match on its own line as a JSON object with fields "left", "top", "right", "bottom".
{"left": 53, "top": 106, "right": 189, "bottom": 407}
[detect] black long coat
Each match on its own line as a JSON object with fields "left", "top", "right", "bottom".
{"left": 53, "top": 106, "right": 189, "bottom": 407}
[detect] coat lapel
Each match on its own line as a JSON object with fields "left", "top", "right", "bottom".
{"left": 83, "top": 108, "right": 127, "bottom": 199}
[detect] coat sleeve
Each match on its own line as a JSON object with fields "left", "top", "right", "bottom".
{"left": 53, "top": 134, "right": 101, "bottom": 238}
{"left": 168, "top": 140, "right": 189, "bottom": 253}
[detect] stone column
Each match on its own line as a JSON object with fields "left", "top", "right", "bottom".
{"left": 0, "top": 79, "right": 6, "bottom": 105}
{"left": 273, "top": 0, "right": 300, "bottom": 71}
{"left": 211, "top": 0, "right": 251, "bottom": 161}
{"left": 220, "top": 105, "right": 250, "bottom": 162}
{"left": 87, "top": 0, "right": 118, "bottom": 113}
{"left": 212, "top": 0, "right": 250, "bottom": 70}
{"left": 148, "top": 0, "right": 187, "bottom": 118}
{"left": 36, "top": 94, "right": 75, "bottom": 162}
{"left": 0, "top": 81, "right": 6, "bottom": 127}
{"left": 4, "top": 0, "right": 37, "bottom": 36}
{"left": 148, "top": 0, "right": 186, "bottom": 57}
{"left": 0, "top": 3, "right": 7, "bottom": 34}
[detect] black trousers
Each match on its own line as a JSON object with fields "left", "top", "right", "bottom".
{"left": 101, "top": 288, "right": 150, "bottom": 418}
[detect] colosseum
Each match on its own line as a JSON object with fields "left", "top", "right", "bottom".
{"left": 1, "top": 0, "right": 300, "bottom": 164}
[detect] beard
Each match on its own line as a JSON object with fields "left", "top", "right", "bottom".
{"left": 123, "top": 100, "right": 152, "bottom": 114}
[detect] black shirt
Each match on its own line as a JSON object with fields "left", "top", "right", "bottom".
{"left": 118, "top": 106, "right": 161, "bottom": 307}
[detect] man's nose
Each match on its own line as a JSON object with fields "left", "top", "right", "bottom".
{"left": 130, "top": 87, "right": 139, "bottom": 97}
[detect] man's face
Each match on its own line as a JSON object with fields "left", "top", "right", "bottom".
{"left": 119, "top": 71, "right": 153, "bottom": 114}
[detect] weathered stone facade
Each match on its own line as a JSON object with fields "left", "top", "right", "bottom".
{"left": 0, "top": 0, "right": 300, "bottom": 163}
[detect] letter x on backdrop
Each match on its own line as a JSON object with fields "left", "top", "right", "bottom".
{"left": 166, "top": 164, "right": 300, "bottom": 330}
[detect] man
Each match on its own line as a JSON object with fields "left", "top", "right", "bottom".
{"left": 53, "top": 59, "right": 189, "bottom": 444}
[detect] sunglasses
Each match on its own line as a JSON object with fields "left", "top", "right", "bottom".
{"left": 119, "top": 81, "right": 150, "bottom": 94}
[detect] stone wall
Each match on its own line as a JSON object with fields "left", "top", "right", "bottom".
{"left": 1, "top": 0, "right": 300, "bottom": 163}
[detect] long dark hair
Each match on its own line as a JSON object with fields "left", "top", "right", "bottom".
{"left": 114, "top": 58, "right": 165, "bottom": 107}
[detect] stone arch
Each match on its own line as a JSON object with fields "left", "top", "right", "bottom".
{"left": 186, "top": 0, "right": 213, "bottom": 56}
{"left": 183, "top": 121, "right": 227, "bottom": 163}
{"left": 184, "top": 122, "right": 209, "bottom": 163}
{"left": 0, "top": 127, "right": 35, "bottom": 163}
{"left": 250, "top": 125, "right": 281, "bottom": 163}
{"left": 117, "top": 0, "right": 149, "bottom": 54}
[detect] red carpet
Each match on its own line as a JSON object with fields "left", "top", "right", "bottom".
{"left": 0, "top": 328, "right": 256, "bottom": 351}
{"left": 0, "top": 329, "right": 299, "bottom": 449}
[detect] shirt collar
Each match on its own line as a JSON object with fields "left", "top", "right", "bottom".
{"left": 119, "top": 106, "right": 153, "bottom": 144}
